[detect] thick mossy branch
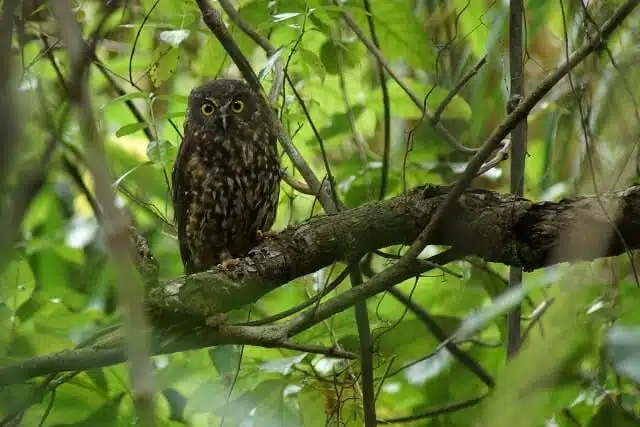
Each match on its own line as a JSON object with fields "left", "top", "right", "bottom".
{"left": 2, "top": 184, "right": 640, "bottom": 386}
{"left": 147, "top": 184, "right": 640, "bottom": 322}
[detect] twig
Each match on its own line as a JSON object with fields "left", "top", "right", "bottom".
{"left": 336, "top": 44, "right": 374, "bottom": 201}
{"left": 378, "top": 393, "right": 488, "bottom": 424}
{"left": 432, "top": 55, "right": 487, "bottom": 124}
{"left": 278, "top": 341, "right": 357, "bottom": 359}
{"left": 285, "top": 73, "right": 341, "bottom": 208}
{"left": 373, "top": 356, "right": 395, "bottom": 402}
{"left": 476, "top": 139, "right": 511, "bottom": 177}
{"left": 350, "top": 265, "right": 377, "bottom": 426}
{"left": 507, "top": 0, "right": 527, "bottom": 359}
{"left": 237, "top": 267, "right": 350, "bottom": 326}
{"left": 361, "top": 0, "right": 391, "bottom": 201}
{"left": 51, "top": 1, "right": 156, "bottom": 425}
{"left": 520, "top": 298, "right": 554, "bottom": 343}
{"left": 333, "top": 0, "right": 477, "bottom": 154}
{"left": 281, "top": 169, "right": 313, "bottom": 195}
{"left": 216, "top": 0, "right": 284, "bottom": 102}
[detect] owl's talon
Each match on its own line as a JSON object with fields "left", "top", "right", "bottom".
{"left": 219, "top": 258, "right": 241, "bottom": 269}
{"left": 206, "top": 312, "right": 228, "bottom": 327}
{"left": 256, "top": 229, "right": 276, "bottom": 242}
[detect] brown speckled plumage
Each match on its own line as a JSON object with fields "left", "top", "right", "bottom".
{"left": 172, "top": 79, "right": 280, "bottom": 274}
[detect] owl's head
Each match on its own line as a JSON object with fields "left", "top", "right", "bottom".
{"left": 186, "top": 79, "right": 262, "bottom": 132}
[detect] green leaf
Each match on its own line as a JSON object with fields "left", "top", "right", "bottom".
{"left": 112, "top": 161, "right": 153, "bottom": 188}
{"left": 298, "top": 385, "right": 329, "bottom": 427}
{"left": 258, "top": 46, "right": 285, "bottom": 82}
{"left": 253, "top": 384, "right": 301, "bottom": 427}
{"left": 208, "top": 345, "right": 242, "bottom": 378}
{"left": 303, "top": 105, "right": 366, "bottom": 148}
{"left": 146, "top": 139, "right": 176, "bottom": 168}
{"left": 85, "top": 369, "right": 109, "bottom": 392}
{"left": 1, "top": 255, "right": 36, "bottom": 313}
{"left": 115, "top": 122, "right": 149, "bottom": 138}
{"left": 319, "top": 40, "right": 364, "bottom": 75}
{"left": 451, "top": 285, "right": 528, "bottom": 344}
{"left": 298, "top": 48, "right": 326, "bottom": 83}
{"left": 50, "top": 393, "right": 125, "bottom": 427}
{"left": 377, "top": 318, "right": 459, "bottom": 358}
{"left": 153, "top": 93, "right": 189, "bottom": 103}
{"left": 158, "top": 29, "right": 190, "bottom": 47}
{"left": 258, "top": 353, "right": 308, "bottom": 375}
{"left": 606, "top": 325, "right": 640, "bottom": 383}
{"left": 100, "top": 92, "right": 148, "bottom": 111}
{"left": 150, "top": 46, "right": 180, "bottom": 88}
{"left": 215, "top": 379, "right": 290, "bottom": 420}
{"left": 272, "top": 12, "right": 301, "bottom": 23}
{"left": 348, "top": 0, "right": 435, "bottom": 70}
{"left": 185, "top": 378, "right": 228, "bottom": 415}
{"left": 587, "top": 396, "right": 639, "bottom": 427}
{"left": 372, "top": 79, "right": 472, "bottom": 121}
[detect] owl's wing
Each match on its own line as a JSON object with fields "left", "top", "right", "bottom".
{"left": 249, "top": 159, "right": 281, "bottom": 235}
{"left": 172, "top": 133, "right": 195, "bottom": 274}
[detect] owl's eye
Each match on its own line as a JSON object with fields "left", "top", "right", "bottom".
{"left": 201, "top": 103, "right": 215, "bottom": 116}
{"left": 230, "top": 100, "right": 244, "bottom": 113}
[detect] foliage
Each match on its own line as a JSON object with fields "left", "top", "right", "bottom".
{"left": 2, "top": 0, "right": 640, "bottom": 426}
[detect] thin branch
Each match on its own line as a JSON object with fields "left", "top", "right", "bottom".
{"left": 361, "top": 0, "right": 391, "bottom": 200}
{"left": 285, "top": 73, "right": 341, "bottom": 208}
{"left": 237, "top": 267, "right": 350, "bottom": 327}
{"left": 282, "top": 169, "right": 313, "bottom": 195}
{"left": 278, "top": 341, "right": 357, "bottom": 359}
{"left": 215, "top": 0, "right": 282, "bottom": 102}
{"left": 51, "top": 1, "right": 156, "bottom": 424}
{"left": 0, "top": 0, "right": 24, "bottom": 273}
{"left": 521, "top": 298, "right": 554, "bottom": 343}
{"left": 507, "top": 0, "right": 527, "bottom": 359}
{"left": 350, "top": 264, "right": 377, "bottom": 426}
{"left": 378, "top": 393, "right": 488, "bottom": 424}
{"left": 432, "top": 55, "right": 487, "bottom": 124}
{"left": 0, "top": 321, "right": 354, "bottom": 386}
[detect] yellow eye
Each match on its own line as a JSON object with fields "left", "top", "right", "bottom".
{"left": 201, "top": 103, "right": 215, "bottom": 116}
{"left": 231, "top": 100, "right": 244, "bottom": 113}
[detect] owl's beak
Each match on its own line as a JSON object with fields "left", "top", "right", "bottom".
{"left": 218, "top": 113, "right": 228, "bottom": 131}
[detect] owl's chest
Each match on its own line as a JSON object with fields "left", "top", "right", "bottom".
{"left": 185, "top": 135, "right": 277, "bottom": 199}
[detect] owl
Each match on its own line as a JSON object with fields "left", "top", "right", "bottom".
{"left": 172, "top": 79, "right": 281, "bottom": 274}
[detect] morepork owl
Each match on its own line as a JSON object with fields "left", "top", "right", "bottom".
{"left": 172, "top": 79, "right": 281, "bottom": 274}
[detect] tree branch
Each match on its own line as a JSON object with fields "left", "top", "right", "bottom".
{"left": 3, "top": 184, "right": 640, "bottom": 385}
